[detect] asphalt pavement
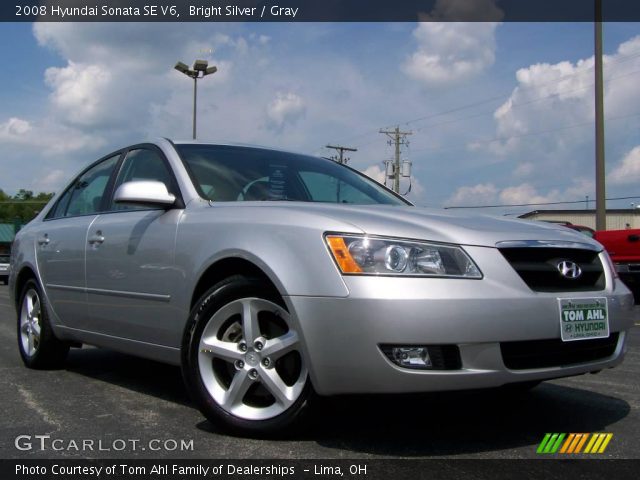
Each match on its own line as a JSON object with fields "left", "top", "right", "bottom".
{"left": 0, "top": 284, "right": 638, "bottom": 460}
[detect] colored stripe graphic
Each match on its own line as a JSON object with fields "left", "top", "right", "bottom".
{"left": 538, "top": 433, "right": 613, "bottom": 454}
{"left": 537, "top": 433, "right": 552, "bottom": 454}
{"left": 544, "top": 433, "right": 559, "bottom": 453}
{"left": 537, "top": 433, "right": 565, "bottom": 454}
{"left": 598, "top": 433, "right": 613, "bottom": 453}
{"left": 574, "top": 433, "right": 589, "bottom": 453}
{"left": 550, "top": 433, "right": 565, "bottom": 453}
{"left": 585, "top": 433, "right": 613, "bottom": 454}
{"left": 584, "top": 433, "right": 599, "bottom": 453}
{"left": 559, "top": 433, "right": 576, "bottom": 453}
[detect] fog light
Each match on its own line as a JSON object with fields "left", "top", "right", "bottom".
{"left": 390, "top": 346, "right": 432, "bottom": 369}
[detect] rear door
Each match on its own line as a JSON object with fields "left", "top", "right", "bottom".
{"left": 84, "top": 146, "right": 183, "bottom": 347}
{"left": 36, "top": 154, "right": 121, "bottom": 328}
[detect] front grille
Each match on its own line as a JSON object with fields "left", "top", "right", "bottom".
{"left": 500, "top": 333, "right": 619, "bottom": 370}
{"left": 499, "top": 247, "right": 605, "bottom": 292}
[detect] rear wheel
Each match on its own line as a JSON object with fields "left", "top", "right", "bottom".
{"left": 17, "top": 279, "right": 69, "bottom": 369}
{"left": 182, "top": 276, "right": 311, "bottom": 435}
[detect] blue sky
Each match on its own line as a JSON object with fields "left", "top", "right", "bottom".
{"left": 1, "top": 20, "right": 639, "bottom": 216}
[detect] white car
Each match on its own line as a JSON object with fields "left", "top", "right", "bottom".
{"left": 0, "top": 255, "right": 9, "bottom": 285}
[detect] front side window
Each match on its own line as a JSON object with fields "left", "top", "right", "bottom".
{"left": 110, "top": 148, "right": 176, "bottom": 210}
{"left": 176, "top": 145, "right": 408, "bottom": 206}
{"left": 64, "top": 155, "right": 120, "bottom": 217}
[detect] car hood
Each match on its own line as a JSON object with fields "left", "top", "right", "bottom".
{"left": 231, "top": 203, "right": 601, "bottom": 249}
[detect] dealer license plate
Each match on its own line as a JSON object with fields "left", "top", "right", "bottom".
{"left": 558, "top": 298, "right": 609, "bottom": 342}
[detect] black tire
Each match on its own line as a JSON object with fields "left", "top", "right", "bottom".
{"left": 181, "top": 275, "right": 312, "bottom": 436}
{"left": 17, "top": 279, "right": 69, "bottom": 369}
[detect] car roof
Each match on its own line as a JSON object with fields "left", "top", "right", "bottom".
{"left": 169, "top": 139, "right": 317, "bottom": 158}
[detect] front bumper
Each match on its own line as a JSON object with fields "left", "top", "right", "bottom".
{"left": 286, "top": 246, "right": 635, "bottom": 396}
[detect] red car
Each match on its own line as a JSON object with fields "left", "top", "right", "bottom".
{"left": 594, "top": 229, "right": 640, "bottom": 303}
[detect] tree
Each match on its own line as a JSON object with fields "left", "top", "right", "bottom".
{"left": 0, "top": 189, "right": 54, "bottom": 224}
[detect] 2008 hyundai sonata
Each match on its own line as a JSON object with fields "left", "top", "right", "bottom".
{"left": 9, "top": 138, "right": 634, "bottom": 433}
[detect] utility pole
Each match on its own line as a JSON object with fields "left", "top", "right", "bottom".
{"left": 325, "top": 145, "right": 357, "bottom": 164}
{"left": 594, "top": 0, "right": 606, "bottom": 230}
{"left": 380, "top": 126, "right": 412, "bottom": 193}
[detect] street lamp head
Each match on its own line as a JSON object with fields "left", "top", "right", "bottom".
{"left": 205, "top": 65, "right": 218, "bottom": 76}
{"left": 193, "top": 59, "right": 209, "bottom": 72}
{"left": 174, "top": 61, "right": 190, "bottom": 74}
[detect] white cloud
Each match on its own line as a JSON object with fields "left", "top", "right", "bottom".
{"left": 513, "top": 162, "right": 534, "bottom": 178}
{"left": 446, "top": 183, "right": 498, "bottom": 206}
{"left": 499, "top": 183, "right": 559, "bottom": 205}
{"left": 266, "top": 92, "right": 306, "bottom": 130}
{"left": 362, "top": 165, "right": 386, "bottom": 184}
{"left": 483, "top": 35, "right": 640, "bottom": 156}
{"left": 609, "top": 146, "right": 640, "bottom": 185}
{"left": 0, "top": 117, "right": 31, "bottom": 136}
{"left": 33, "top": 169, "right": 67, "bottom": 192}
{"left": 0, "top": 116, "right": 105, "bottom": 155}
{"left": 403, "top": 22, "right": 499, "bottom": 87}
{"left": 45, "top": 62, "right": 112, "bottom": 127}
{"left": 446, "top": 182, "right": 568, "bottom": 207}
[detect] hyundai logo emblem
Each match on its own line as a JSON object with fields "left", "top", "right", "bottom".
{"left": 557, "top": 260, "right": 582, "bottom": 279}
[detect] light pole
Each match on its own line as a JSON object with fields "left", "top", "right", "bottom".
{"left": 175, "top": 59, "right": 217, "bottom": 139}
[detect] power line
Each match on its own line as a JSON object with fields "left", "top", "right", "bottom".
{"left": 334, "top": 46, "right": 640, "bottom": 147}
{"left": 409, "top": 110, "right": 640, "bottom": 154}
{"left": 410, "top": 67, "right": 640, "bottom": 136}
{"left": 393, "top": 48, "right": 640, "bottom": 132}
{"left": 445, "top": 195, "right": 640, "bottom": 210}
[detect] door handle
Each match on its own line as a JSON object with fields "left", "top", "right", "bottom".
{"left": 88, "top": 231, "right": 105, "bottom": 245}
{"left": 37, "top": 235, "right": 49, "bottom": 246}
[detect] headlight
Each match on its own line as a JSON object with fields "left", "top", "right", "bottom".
{"left": 325, "top": 234, "right": 482, "bottom": 278}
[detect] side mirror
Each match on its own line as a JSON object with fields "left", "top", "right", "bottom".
{"left": 114, "top": 181, "right": 176, "bottom": 208}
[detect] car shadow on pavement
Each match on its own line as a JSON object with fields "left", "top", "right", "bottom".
{"left": 305, "top": 384, "right": 630, "bottom": 456}
{"left": 64, "top": 348, "right": 630, "bottom": 456}
{"left": 64, "top": 347, "right": 192, "bottom": 407}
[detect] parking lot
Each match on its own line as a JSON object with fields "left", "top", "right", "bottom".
{"left": 0, "top": 284, "right": 638, "bottom": 460}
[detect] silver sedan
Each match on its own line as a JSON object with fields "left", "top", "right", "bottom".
{"left": 9, "top": 139, "right": 635, "bottom": 434}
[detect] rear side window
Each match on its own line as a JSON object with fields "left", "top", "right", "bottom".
{"left": 48, "top": 188, "right": 74, "bottom": 219}
{"left": 64, "top": 155, "right": 119, "bottom": 217}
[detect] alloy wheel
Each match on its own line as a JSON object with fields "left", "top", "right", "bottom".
{"left": 20, "top": 288, "right": 42, "bottom": 357}
{"left": 197, "top": 297, "right": 307, "bottom": 420}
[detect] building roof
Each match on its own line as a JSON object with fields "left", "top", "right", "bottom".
{"left": 0, "top": 224, "right": 17, "bottom": 243}
{"left": 519, "top": 209, "right": 640, "bottom": 219}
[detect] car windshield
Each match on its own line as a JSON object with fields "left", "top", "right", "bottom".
{"left": 0, "top": 256, "right": 9, "bottom": 263}
{"left": 175, "top": 144, "right": 409, "bottom": 206}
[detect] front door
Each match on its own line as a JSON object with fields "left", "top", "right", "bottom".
{"left": 84, "top": 147, "right": 183, "bottom": 347}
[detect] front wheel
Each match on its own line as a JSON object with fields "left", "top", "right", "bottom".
{"left": 182, "top": 276, "right": 311, "bottom": 435}
{"left": 17, "top": 279, "right": 69, "bottom": 369}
